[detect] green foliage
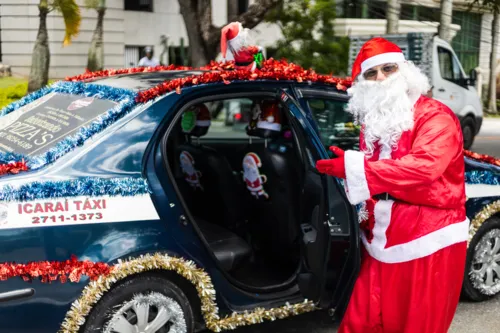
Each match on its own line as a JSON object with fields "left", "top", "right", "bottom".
{"left": 0, "top": 78, "right": 56, "bottom": 109}
{"left": 265, "top": 0, "right": 349, "bottom": 76}
{"left": 51, "top": 0, "right": 81, "bottom": 46}
{"left": 84, "top": 0, "right": 106, "bottom": 10}
{"left": 0, "top": 83, "right": 28, "bottom": 109}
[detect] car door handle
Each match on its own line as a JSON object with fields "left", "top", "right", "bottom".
{"left": 438, "top": 88, "right": 445, "bottom": 92}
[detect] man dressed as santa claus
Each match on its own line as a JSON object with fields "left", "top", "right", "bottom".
{"left": 316, "top": 37, "right": 469, "bottom": 332}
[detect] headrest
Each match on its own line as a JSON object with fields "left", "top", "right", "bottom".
{"left": 247, "top": 100, "right": 282, "bottom": 139}
{"left": 181, "top": 104, "right": 211, "bottom": 137}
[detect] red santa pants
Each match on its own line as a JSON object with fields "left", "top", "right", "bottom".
{"left": 338, "top": 241, "right": 467, "bottom": 333}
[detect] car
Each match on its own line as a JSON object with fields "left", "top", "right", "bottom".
{"left": 0, "top": 60, "right": 498, "bottom": 333}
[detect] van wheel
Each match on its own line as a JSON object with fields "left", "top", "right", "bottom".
{"left": 461, "top": 117, "right": 475, "bottom": 150}
{"left": 82, "top": 274, "right": 195, "bottom": 333}
{"left": 462, "top": 216, "right": 500, "bottom": 301}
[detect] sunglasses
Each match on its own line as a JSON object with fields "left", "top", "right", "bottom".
{"left": 363, "top": 63, "right": 399, "bottom": 80}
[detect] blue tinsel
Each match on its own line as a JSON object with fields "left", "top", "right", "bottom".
{"left": 0, "top": 81, "right": 138, "bottom": 169}
{"left": 0, "top": 177, "right": 151, "bottom": 202}
{"left": 465, "top": 170, "right": 500, "bottom": 186}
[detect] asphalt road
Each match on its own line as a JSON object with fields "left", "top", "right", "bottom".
{"left": 470, "top": 117, "right": 500, "bottom": 158}
{"left": 227, "top": 117, "right": 500, "bottom": 333}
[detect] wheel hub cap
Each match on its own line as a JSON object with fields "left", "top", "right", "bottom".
{"left": 104, "top": 292, "right": 187, "bottom": 333}
{"left": 470, "top": 229, "right": 500, "bottom": 296}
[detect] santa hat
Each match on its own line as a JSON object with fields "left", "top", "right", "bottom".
{"left": 351, "top": 37, "right": 406, "bottom": 80}
{"left": 257, "top": 100, "right": 282, "bottom": 132}
{"left": 221, "top": 22, "right": 245, "bottom": 59}
{"left": 244, "top": 152, "right": 262, "bottom": 168}
{"left": 195, "top": 104, "right": 211, "bottom": 127}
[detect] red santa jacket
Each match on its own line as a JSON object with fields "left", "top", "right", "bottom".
{"left": 344, "top": 96, "right": 469, "bottom": 263}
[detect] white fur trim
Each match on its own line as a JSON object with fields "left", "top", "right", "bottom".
{"left": 257, "top": 121, "right": 281, "bottom": 131}
{"left": 196, "top": 120, "right": 211, "bottom": 127}
{"left": 361, "top": 52, "right": 406, "bottom": 75}
{"left": 344, "top": 150, "right": 370, "bottom": 205}
{"left": 361, "top": 200, "right": 470, "bottom": 263}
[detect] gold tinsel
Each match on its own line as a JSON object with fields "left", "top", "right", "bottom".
{"left": 468, "top": 200, "right": 500, "bottom": 245}
{"left": 58, "top": 253, "right": 316, "bottom": 333}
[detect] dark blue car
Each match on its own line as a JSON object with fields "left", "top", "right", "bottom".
{"left": 0, "top": 64, "right": 498, "bottom": 333}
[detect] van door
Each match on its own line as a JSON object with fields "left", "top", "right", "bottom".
{"left": 277, "top": 89, "right": 359, "bottom": 313}
{"left": 432, "top": 40, "right": 466, "bottom": 114}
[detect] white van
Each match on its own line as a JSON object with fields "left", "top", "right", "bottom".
{"left": 349, "top": 33, "right": 483, "bottom": 149}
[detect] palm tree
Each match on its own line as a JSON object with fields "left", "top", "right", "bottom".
{"left": 85, "top": 0, "right": 106, "bottom": 72}
{"left": 28, "top": 0, "right": 81, "bottom": 93}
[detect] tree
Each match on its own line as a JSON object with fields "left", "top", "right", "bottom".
{"left": 471, "top": 0, "right": 500, "bottom": 114}
{"left": 85, "top": 0, "right": 106, "bottom": 72}
{"left": 386, "top": 0, "right": 401, "bottom": 34}
{"left": 265, "top": 0, "right": 349, "bottom": 75}
{"left": 28, "top": 0, "right": 81, "bottom": 93}
{"left": 438, "top": 0, "right": 454, "bottom": 43}
{"left": 178, "top": 0, "right": 282, "bottom": 67}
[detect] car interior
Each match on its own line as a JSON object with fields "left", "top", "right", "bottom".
{"left": 164, "top": 95, "right": 325, "bottom": 291}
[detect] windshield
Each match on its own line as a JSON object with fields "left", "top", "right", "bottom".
{"left": 0, "top": 92, "right": 118, "bottom": 156}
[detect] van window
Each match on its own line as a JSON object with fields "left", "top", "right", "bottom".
{"left": 438, "top": 46, "right": 463, "bottom": 82}
{"left": 306, "top": 98, "right": 359, "bottom": 151}
{"left": 0, "top": 92, "right": 118, "bottom": 156}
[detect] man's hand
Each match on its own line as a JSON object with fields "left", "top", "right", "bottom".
{"left": 329, "top": 146, "right": 345, "bottom": 157}
{"left": 316, "top": 146, "right": 346, "bottom": 179}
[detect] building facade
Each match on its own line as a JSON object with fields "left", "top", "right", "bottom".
{"left": 0, "top": 0, "right": 496, "bottom": 80}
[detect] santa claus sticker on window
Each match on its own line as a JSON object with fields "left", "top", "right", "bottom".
{"left": 242, "top": 152, "right": 268, "bottom": 199}
{"left": 179, "top": 151, "right": 203, "bottom": 190}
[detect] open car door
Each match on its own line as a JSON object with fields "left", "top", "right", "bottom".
{"left": 277, "top": 89, "right": 360, "bottom": 314}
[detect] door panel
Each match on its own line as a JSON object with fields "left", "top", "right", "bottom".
{"left": 277, "top": 88, "right": 357, "bottom": 309}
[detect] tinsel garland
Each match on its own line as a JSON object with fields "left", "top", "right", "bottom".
{"left": 136, "top": 59, "right": 352, "bottom": 103}
{"left": 59, "top": 253, "right": 316, "bottom": 333}
{"left": 0, "top": 255, "right": 111, "bottom": 283}
{"left": 65, "top": 61, "right": 237, "bottom": 82}
{"left": 467, "top": 200, "right": 500, "bottom": 296}
{"left": 0, "top": 177, "right": 151, "bottom": 202}
{"left": 0, "top": 160, "right": 28, "bottom": 176}
{"left": 468, "top": 200, "right": 500, "bottom": 245}
{"left": 464, "top": 150, "right": 500, "bottom": 167}
{"left": 465, "top": 170, "right": 500, "bottom": 186}
{"left": 0, "top": 81, "right": 136, "bottom": 171}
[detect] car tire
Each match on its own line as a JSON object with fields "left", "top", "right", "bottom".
{"left": 461, "top": 117, "right": 475, "bottom": 150}
{"left": 462, "top": 216, "right": 500, "bottom": 302}
{"left": 82, "top": 274, "right": 195, "bottom": 333}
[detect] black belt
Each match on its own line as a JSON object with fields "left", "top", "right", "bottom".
{"left": 373, "top": 193, "right": 396, "bottom": 201}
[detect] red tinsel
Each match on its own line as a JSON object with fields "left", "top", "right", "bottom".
{"left": 464, "top": 149, "right": 500, "bottom": 167}
{"left": 64, "top": 59, "right": 353, "bottom": 102}
{"left": 135, "top": 59, "right": 352, "bottom": 103}
{"left": 0, "top": 160, "right": 28, "bottom": 176}
{"left": 65, "top": 61, "right": 237, "bottom": 82}
{"left": 0, "top": 255, "right": 112, "bottom": 283}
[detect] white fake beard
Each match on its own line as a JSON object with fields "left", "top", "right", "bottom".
{"left": 346, "top": 62, "right": 430, "bottom": 157}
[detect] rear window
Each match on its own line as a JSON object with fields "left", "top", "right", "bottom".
{"left": 0, "top": 92, "right": 118, "bottom": 156}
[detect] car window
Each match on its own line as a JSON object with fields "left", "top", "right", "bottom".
{"left": 0, "top": 92, "right": 118, "bottom": 156}
{"left": 438, "top": 46, "right": 463, "bottom": 82}
{"left": 307, "top": 98, "right": 360, "bottom": 151}
{"left": 202, "top": 98, "right": 254, "bottom": 139}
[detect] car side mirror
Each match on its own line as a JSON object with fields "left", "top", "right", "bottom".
{"left": 467, "top": 69, "right": 477, "bottom": 87}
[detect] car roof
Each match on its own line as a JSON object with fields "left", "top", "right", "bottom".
{"left": 66, "top": 60, "right": 353, "bottom": 96}
{"left": 88, "top": 70, "right": 212, "bottom": 91}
